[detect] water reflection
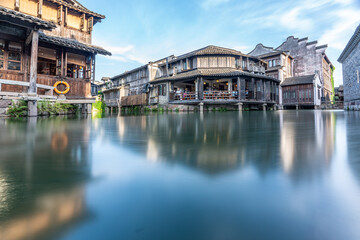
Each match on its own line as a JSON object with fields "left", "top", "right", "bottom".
{"left": 113, "top": 111, "right": 337, "bottom": 180}
{"left": 0, "top": 116, "right": 92, "bottom": 240}
{"left": 1, "top": 111, "right": 360, "bottom": 239}
{"left": 279, "top": 111, "right": 336, "bottom": 182}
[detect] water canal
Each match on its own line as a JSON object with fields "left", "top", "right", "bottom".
{"left": 0, "top": 111, "right": 360, "bottom": 240}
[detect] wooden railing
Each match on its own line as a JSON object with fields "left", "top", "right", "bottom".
{"left": 174, "top": 92, "right": 197, "bottom": 101}
{"left": 204, "top": 91, "right": 238, "bottom": 100}
{"left": 0, "top": 70, "right": 91, "bottom": 98}
{"left": 37, "top": 75, "right": 91, "bottom": 98}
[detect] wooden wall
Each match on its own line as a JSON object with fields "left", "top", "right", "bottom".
{"left": 0, "top": 0, "right": 93, "bottom": 44}
{"left": 197, "top": 56, "right": 235, "bottom": 68}
{"left": 0, "top": 0, "right": 13, "bottom": 9}
{"left": 121, "top": 93, "right": 148, "bottom": 106}
{"left": 282, "top": 84, "right": 314, "bottom": 105}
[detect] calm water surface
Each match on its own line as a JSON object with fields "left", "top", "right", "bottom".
{"left": 1, "top": 111, "right": 360, "bottom": 240}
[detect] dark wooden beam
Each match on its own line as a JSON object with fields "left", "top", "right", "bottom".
{"left": 29, "top": 30, "right": 39, "bottom": 94}
{"left": 64, "top": 7, "right": 68, "bottom": 26}
{"left": 25, "top": 31, "right": 33, "bottom": 46}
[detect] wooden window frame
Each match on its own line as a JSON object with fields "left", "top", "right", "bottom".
{"left": 88, "top": 17, "right": 94, "bottom": 33}
{"left": 80, "top": 14, "right": 85, "bottom": 31}
{"left": 57, "top": 5, "right": 63, "bottom": 25}
{"left": 0, "top": 40, "right": 22, "bottom": 72}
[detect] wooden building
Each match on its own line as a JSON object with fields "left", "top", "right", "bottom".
{"left": 109, "top": 45, "right": 280, "bottom": 111}
{"left": 0, "top": 0, "right": 111, "bottom": 116}
{"left": 281, "top": 74, "right": 322, "bottom": 109}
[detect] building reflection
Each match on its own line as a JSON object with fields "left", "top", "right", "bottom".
{"left": 345, "top": 112, "right": 360, "bottom": 184}
{"left": 0, "top": 116, "right": 93, "bottom": 240}
{"left": 279, "top": 111, "right": 336, "bottom": 181}
{"left": 115, "top": 112, "right": 281, "bottom": 175}
{"left": 114, "top": 111, "right": 336, "bottom": 179}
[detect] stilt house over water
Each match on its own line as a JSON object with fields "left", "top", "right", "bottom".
{"left": 107, "top": 45, "right": 280, "bottom": 111}
{"left": 0, "top": 0, "right": 111, "bottom": 116}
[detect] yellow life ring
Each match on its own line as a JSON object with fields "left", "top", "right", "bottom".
{"left": 54, "top": 81, "right": 70, "bottom": 95}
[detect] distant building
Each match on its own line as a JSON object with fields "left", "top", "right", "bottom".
{"left": 249, "top": 45, "right": 293, "bottom": 105}
{"left": 338, "top": 24, "right": 360, "bottom": 110}
{"left": 249, "top": 36, "right": 334, "bottom": 107}
{"left": 249, "top": 44, "right": 293, "bottom": 82}
{"left": 108, "top": 45, "right": 280, "bottom": 110}
{"left": 334, "top": 85, "right": 344, "bottom": 102}
{"left": 276, "top": 37, "right": 334, "bottom": 102}
{"left": 281, "top": 74, "right": 322, "bottom": 109}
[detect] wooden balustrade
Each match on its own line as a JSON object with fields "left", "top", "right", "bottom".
{"left": 174, "top": 92, "right": 197, "bottom": 101}
{"left": 203, "top": 91, "right": 238, "bottom": 100}
{"left": 0, "top": 70, "right": 91, "bottom": 98}
{"left": 37, "top": 74, "right": 91, "bottom": 98}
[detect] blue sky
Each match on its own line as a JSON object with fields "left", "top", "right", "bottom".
{"left": 85, "top": 0, "right": 360, "bottom": 87}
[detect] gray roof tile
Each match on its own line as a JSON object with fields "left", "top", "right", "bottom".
{"left": 0, "top": 6, "right": 56, "bottom": 30}
{"left": 281, "top": 75, "right": 315, "bottom": 86}
{"left": 39, "top": 32, "right": 111, "bottom": 56}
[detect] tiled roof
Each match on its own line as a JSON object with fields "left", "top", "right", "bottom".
{"left": 0, "top": 6, "right": 56, "bottom": 30}
{"left": 281, "top": 75, "right": 315, "bottom": 86}
{"left": 152, "top": 68, "right": 280, "bottom": 83}
{"left": 338, "top": 24, "right": 360, "bottom": 63}
{"left": 47, "top": 0, "right": 105, "bottom": 19}
{"left": 39, "top": 32, "right": 111, "bottom": 55}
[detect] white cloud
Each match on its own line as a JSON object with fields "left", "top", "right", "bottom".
{"left": 319, "top": 8, "right": 360, "bottom": 50}
{"left": 202, "top": 0, "right": 231, "bottom": 9}
{"left": 99, "top": 43, "right": 149, "bottom": 64}
{"left": 232, "top": 45, "right": 252, "bottom": 53}
{"left": 279, "top": 7, "right": 313, "bottom": 31}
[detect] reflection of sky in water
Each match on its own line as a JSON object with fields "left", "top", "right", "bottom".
{"left": 1, "top": 112, "right": 360, "bottom": 240}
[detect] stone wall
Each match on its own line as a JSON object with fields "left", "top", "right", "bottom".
{"left": 343, "top": 43, "right": 360, "bottom": 110}
{"left": 0, "top": 99, "right": 12, "bottom": 116}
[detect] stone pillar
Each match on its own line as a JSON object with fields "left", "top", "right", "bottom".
{"left": 263, "top": 104, "right": 267, "bottom": 111}
{"left": 199, "top": 102, "right": 204, "bottom": 112}
{"left": 237, "top": 103, "right": 243, "bottom": 111}
{"left": 28, "top": 100, "right": 37, "bottom": 117}
{"left": 28, "top": 30, "right": 39, "bottom": 117}
{"left": 87, "top": 103, "right": 92, "bottom": 114}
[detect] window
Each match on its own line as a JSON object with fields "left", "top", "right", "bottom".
{"left": 0, "top": 40, "right": 4, "bottom": 69}
{"left": 235, "top": 58, "right": 240, "bottom": 68}
{"left": 5, "top": 42, "right": 22, "bottom": 71}
{"left": 183, "top": 60, "right": 187, "bottom": 70}
{"left": 38, "top": 47, "right": 57, "bottom": 75}
{"left": 158, "top": 84, "right": 166, "bottom": 96}
{"left": 242, "top": 60, "right": 247, "bottom": 68}
{"left": 269, "top": 60, "right": 272, "bottom": 68}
